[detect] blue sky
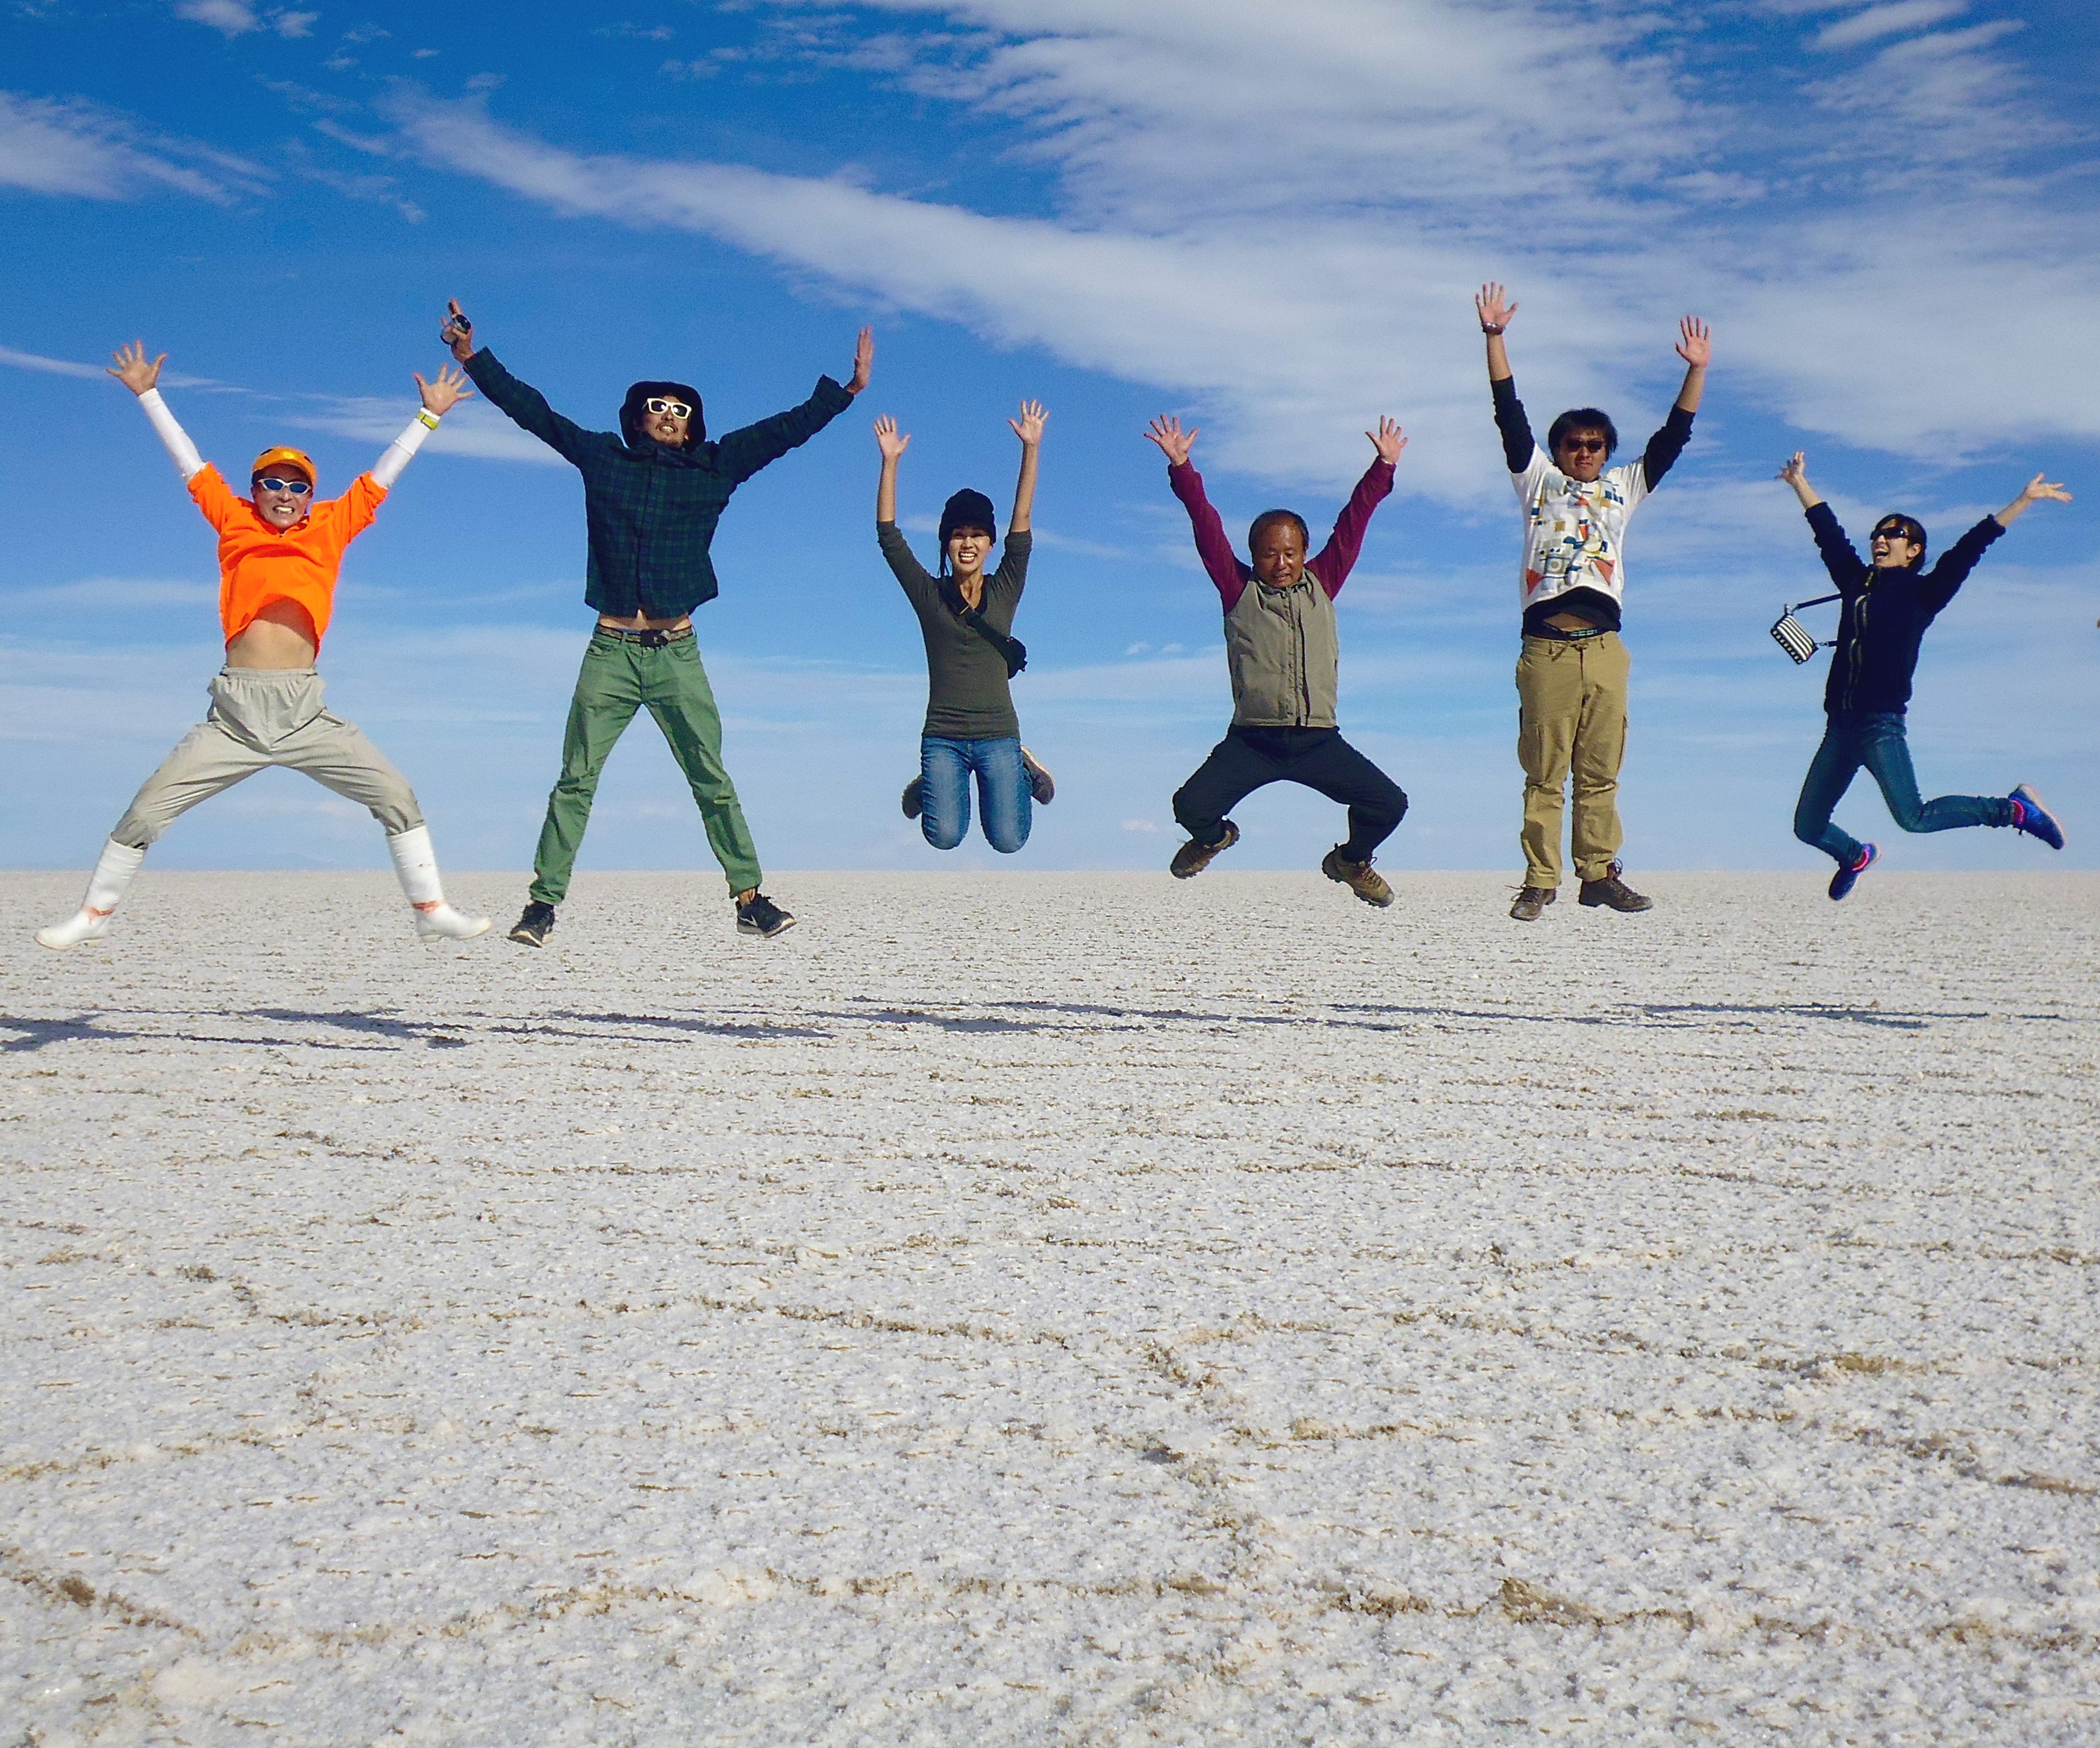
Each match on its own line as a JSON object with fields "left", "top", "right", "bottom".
{"left": 3, "top": 0, "right": 2095, "bottom": 877}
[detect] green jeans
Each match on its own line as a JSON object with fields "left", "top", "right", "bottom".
{"left": 530, "top": 630, "right": 763, "bottom": 903}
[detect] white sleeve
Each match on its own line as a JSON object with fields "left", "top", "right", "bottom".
{"left": 1512, "top": 445, "right": 1550, "bottom": 503}
{"left": 137, "top": 388, "right": 205, "bottom": 482}
{"left": 1609, "top": 459, "right": 1650, "bottom": 515}
{"left": 370, "top": 408, "right": 440, "bottom": 490}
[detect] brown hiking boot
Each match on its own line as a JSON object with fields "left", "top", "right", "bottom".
{"left": 1578, "top": 862, "right": 1652, "bottom": 913}
{"left": 1322, "top": 847, "right": 1393, "bottom": 907}
{"left": 1509, "top": 885, "right": 1555, "bottom": 922}
{"left": 1170, "top": 820, "right": 1239, "bottom": 879}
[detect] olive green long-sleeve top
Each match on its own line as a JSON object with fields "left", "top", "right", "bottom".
{"left": 877, "top": 522, "right": 1031, "bottom": 739}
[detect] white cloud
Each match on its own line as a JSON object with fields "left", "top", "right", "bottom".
{"left": 384, "top": 0, "right": 2097, "bottom": 490}
{"left": 275, "top": 10, "right": 320, "bottom": 38}
{"left": 1812, "top": 1, "right": 1966, "bottom": 50}
{"left": 285, "top": 397, "right": 574, "bottom": 466}
{"left": 174, "top": 0, "right": 261, "bottom": 35}
{"left": 0, "top": 344, "right": 104, "bottom": 381}
{"left": 0, "top": 91, "right": 261, "bottom": 202}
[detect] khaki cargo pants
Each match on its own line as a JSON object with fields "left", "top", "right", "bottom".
{"left": 1515, "top": 632, "right": 1628, "bottom": 889}
{"left": 113, "top": 667, "right": 422, "bottom": 848}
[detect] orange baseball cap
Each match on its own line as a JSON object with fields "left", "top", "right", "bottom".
{"left": 250, "top": 446, "right": 317, "bottom": 484}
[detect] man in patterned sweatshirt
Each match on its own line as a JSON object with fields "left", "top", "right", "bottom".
{"left": 1476, "top": 282, "right": 1709, "bottom": 922}
{"left": 1144, "top": 411, "right": 1410, "bottom": 907}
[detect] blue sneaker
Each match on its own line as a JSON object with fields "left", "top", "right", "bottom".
{"left": 1828, "top": 842, "right": 1877, "bottom": 901}
{"left": 2009, "top": 784, "right": 2064, "bottom": 850}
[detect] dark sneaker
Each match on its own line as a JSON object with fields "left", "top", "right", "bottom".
{"left": 1170, "top": 820, "right": 1239, "bottom": 879}
{"left": 901, "top": 776, "right": 924, "bottom": 820}
{"left": 1322, "top": 847, "right": 1393, "bottom": 907}
{"left": 735, "top": 891, "right": 796, "bottom": 938}
{"left": 508, "top": 900, "right": 556, "bottom": 947}
{"left": 1578, "top": 862, "right": 1653, "bottom": 913}
{"left": 2009, "top": 784, "right": 2064, "bottom": 850}
{"left": 1509, "top": 885, "right": 1556, "bottom": 922}
{"left": 1021, "top": 747, "right": 1056, "bottom": 805}
{"left": 1828, "top": 841, "right": 1877, "bottom": 901}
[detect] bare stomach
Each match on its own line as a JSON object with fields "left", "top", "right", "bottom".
{"left": 1543, "top": 610, "right": 1601, "bottom": 631}
{"left": 225, "top": 601, "right": 320, "bottom": 669}
{"left": 597, "top": 611, "right": 693, "bottom": 632}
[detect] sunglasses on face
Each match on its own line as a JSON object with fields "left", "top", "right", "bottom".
{"left": 1872, "top": 526, "right": 1913, "bottom": 543}
{"left": 254, "top": 477, "right": 312, "bottom": 495}
{"left": 644, "top": 398, "right": 693, "bottom": 419}
{"left": 1560, "top": 438, "right": 1609, "bottom": 454}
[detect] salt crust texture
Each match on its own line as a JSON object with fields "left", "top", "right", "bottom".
{"left": 1, "top": 869, "right": 2095, "bottom": 1747}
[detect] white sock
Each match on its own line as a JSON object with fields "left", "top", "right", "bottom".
{"left": 36, "top": 839, "right": 146, "bottom": 949}
{"left": 386, "top": 826, "right": 490, "bottom": 943}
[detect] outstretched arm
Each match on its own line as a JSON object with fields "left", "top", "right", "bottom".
{"left": 1146, "top": 415, "right": 1249, "bottom": 611}
{"left": 1994, "top": 472, "right": 2073, "bottom": 528}
{"left": 1008, "top": 399, "right": 1046, "bottom": 535}
{"left": 1778, "top": 451, "right": 1823, "bottom": 511}
{"left": 370, "top": 365, "right": 474, "bottom": 490}
{"left": 111, "top": 340, "right": 204, "bottom": 481}
{"left": 846, "top": 326, "right": 873, "bottom": 396}
{"left": 1309, "top": 418, "right": 1403, "bottom": 598}
{"left": 873, "top": 414, "right": 908, "bottom": 524}
{"left": 1476, "top": 283, "right": 1535, "bottom": 472}
{"left": 1638, "top": 315, "right": 1711, "bottom": 490}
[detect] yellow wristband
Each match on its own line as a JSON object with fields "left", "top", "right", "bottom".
{"left": 416, "top": 409, "right": 441, "bottom": 431}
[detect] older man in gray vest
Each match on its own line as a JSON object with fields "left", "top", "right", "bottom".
{"left": 1144, "top": 413, "right": 1410, "bottom": 906}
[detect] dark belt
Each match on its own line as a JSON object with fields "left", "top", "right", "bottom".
{"left": 593, "top": 623, "right": 693, "bottom": 648}
{"left": 1525, "top": 622, "right": 1611, "bottom": 643}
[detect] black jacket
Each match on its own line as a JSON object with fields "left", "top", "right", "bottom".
{"left": 1806, "top": 502, "right": 2003, "bottom": 716}
{"left": 465, "top": 349, "right": 854, "bottom": 620}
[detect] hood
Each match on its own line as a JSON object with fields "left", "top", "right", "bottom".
{"left": 620, "top": 380, "right": 706, "bottom": 452}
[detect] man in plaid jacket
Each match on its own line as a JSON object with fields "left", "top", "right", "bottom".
{"left": 448, "top": 301, "right": 871, "bottom": 943}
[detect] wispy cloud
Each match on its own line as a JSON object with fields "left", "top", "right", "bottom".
{"left": 284, "top": 397, "right": 573, "bottom": 466}
{"left": 173, "top": 1, "right": 319, "bottom": 39}
{"left": 1812, "top": 1, "right": 1968, "bottom": 50}
{"left": 0, "top": 343, "right": 231, "bottom": 391}
{"left": 0, "top": 91, "right": 266, "bottom": 202}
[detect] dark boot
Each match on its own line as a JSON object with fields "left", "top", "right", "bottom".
{"left": 1578, "top": 862, "right": 1652, "bottom": 913}
{"left": 1509, "top": 885, "right": 1556, "bottom": 922}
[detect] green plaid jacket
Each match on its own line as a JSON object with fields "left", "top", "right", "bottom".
{"left": 464, "top": 349, "right": 854, "bottom": 619}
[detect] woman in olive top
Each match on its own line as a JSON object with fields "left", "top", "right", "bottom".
{"left": 873, "top": 403, "right": 1054, "bottom": 853}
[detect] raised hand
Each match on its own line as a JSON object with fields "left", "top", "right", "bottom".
{"left": 108, "top": 340, "right": 165, "bottom": 395}
{"left": 440, "top": 298, "right": 476, "bottom": 364}
{"left": 1476, "top": 282, "right": 1518, "bottom": 332}
{"left": 2017, "top": 472, "right": 2073, "bottom": 506}
{"left": 1778, "top": 451, "right": 1808, "bottom": 489}
{"left": 1367, "top": 415, "right": 1407, "bottom": 466}
{"left": 1009, "top": 398, "right": 1048, "bottom": 446}
{"left": 873, "top": 413, "right": 910, "bottom": 461}
{"left": 414, "top": 363, "right": 476, "bottom": 417}
{"left": 1676, "top": 315, "right": 1712, "bottom": 369}
{"left": 1143, "top": 414, "right": 1198, "bottom": 467}
{"left": 847, "top": 326, "right": 875, "bottom": 395}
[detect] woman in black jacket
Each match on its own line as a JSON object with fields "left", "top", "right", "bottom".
{"left": 1778, "top": 452, "right": 2072, "bottom": 900}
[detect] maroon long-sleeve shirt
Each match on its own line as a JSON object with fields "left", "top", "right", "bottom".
{"left": 1167, "top": 458, "right": 1394, "bottom": 613}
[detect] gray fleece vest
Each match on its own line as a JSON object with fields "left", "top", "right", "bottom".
{"left": 1225, "top": 576, "right": 1338, "bottom": 728}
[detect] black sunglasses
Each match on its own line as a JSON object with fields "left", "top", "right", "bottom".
{"left": 1559, "top": 436, "right": 1609, "bottom": 454}
{"left": 253, "top": 476, "right": 312, "bottom": 495}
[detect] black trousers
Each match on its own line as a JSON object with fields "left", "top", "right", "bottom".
{"left": 1172, "top": 725, "right": 1408, "bottom": 860}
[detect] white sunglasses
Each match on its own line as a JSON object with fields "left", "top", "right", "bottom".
{"left": 644, "top": 398, "right": 693, "bottom": 419}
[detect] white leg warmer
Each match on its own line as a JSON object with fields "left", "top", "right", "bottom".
{"left": 385, "top": 826, "right": 491, "bottom": 943}
{"left": 36, "top": 839, "right": 146, "bottom": 949}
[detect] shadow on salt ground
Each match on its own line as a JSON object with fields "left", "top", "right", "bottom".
{"left": 249, "top": 1008, "right": 470, "bottom": 1049}
{"left": 0, "top": 1013, "right": 393, "bottom": 1053}
{"left": 543, "top": 1009, "right": 831, "bottom": 1041}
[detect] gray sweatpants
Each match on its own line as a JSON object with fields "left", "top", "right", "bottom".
{"left": 112, "top": 667, "right": 423, "bottom": 849}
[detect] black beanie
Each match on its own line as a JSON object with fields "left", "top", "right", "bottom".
{"left": 939, "top": 488, "right": 998, "bottom": 550}
{"left": 621, "top": 380, "right": 706, "bottom": 450}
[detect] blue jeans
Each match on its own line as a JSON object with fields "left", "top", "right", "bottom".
{"left": 1793, "top": 711, "right": 2011, "bottom": 866}
{"left": 921, "top": 735, "right": 1031, "bottom": 853}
